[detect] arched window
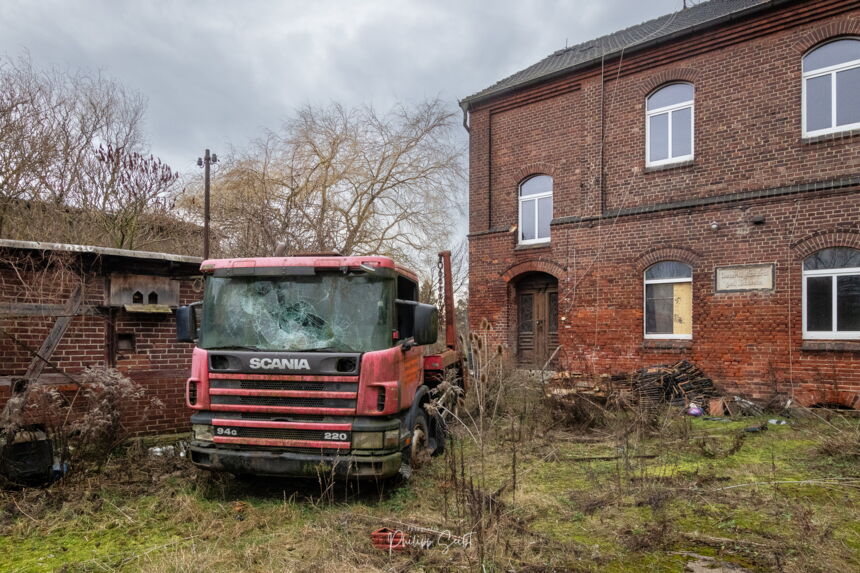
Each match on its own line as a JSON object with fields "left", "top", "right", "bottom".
{"left": 518, "top": 175, "right": 552, "bottom": 245}
{"left": 646, "top": 83, "right": 694, "bottom": 167}
{"left": 803, "top": 247, "right": 860, "bottom": 339}
{"left": 644, "top": 261, "right": 692, "bottom": 339}
{"left": 803, "top": 38, "right": 860, "bottom": 136}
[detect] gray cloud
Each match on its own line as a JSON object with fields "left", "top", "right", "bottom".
{"left": 0, "top": 0, "right": 682, "bottom": 172}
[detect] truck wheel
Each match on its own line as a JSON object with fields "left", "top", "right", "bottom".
{"left": 409, "top": 411, "right": 432, "bottom": 470}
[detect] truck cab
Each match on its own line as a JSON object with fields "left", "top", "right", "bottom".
{"left": 177, "top": 253, "right": 463, "bottom": 479}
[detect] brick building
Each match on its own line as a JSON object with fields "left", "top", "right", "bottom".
{"left": 0, "top": 239, "right": 201, "bottom": 434}
{"left": 461, "top": 0, "right": 860, "bottom": 407}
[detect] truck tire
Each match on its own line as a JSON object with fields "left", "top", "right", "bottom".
{"left": 409, "top": 410, "right": 433, "bottom": 470}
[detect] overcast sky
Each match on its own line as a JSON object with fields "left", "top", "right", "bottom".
{"left": 0, "top": 0, "right": 682, "bottom": 173}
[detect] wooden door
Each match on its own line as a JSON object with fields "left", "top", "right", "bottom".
{"left": 516, "top": 275, "right": 558, "bottom": 368}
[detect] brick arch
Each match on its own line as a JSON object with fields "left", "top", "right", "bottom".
{"left": 790, "top": 228, "right": 860, "bottom": 261}
{"left": 501, "top": 259, "right": 565, "bottom": 283}
{"left": 633, "top": 246, "right": 701, "bottom": 274}
{"left": 794, "top": 389, "right": 859, "bottom": 410}
{"left": 791, "top": 17, "right": 860, "bottom": 56}
{"left": 636, "top": 67, "right": 700, "bottom": 99}
{"left": 509, "top": 163, "right": 559, "bottom": 190}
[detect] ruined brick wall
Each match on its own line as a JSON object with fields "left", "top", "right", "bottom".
{"left": 468, "top": 1, "right": 860, "bottom": 407}
{"left": 0, "top": 258, "right": 198, "bottom": 434}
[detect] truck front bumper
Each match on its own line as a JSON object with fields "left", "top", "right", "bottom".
{"left": 188, "top": 441, "right": 402, "bottom": 478}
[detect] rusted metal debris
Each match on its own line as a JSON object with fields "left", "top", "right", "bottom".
{"left": 545, "top": 360, "right": 721, "bottom": 412}
{"left": 370, "top": 527, "right": 408, "bottom": 551}
{"left": 632, "top": 360, "right": 721, "bottom": 409}
{"left": 545, "top": 371, "right": 632, "bottom": 404}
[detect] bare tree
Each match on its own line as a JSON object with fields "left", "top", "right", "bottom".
{"left": 79, "top": 144, "right": 181, "bottom": 250}
{"left": 0, "top": 56, "right": 59, "bottom": 235}
{"left": 0, "top": 55, "right": 193, "bottom": 253}
{"left": 184, "top": 99, "right": 465, "bottom": 265}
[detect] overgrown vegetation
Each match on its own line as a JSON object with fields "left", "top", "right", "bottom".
{"left": 1, "top": 360, "right": 859, "bottom": 572}
{"left": 0, "top": 367, "right": 163, "bottom": 481}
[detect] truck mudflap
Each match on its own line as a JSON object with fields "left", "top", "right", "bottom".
{"left": 188, "top": 442, "right": 402, "bottom": 478}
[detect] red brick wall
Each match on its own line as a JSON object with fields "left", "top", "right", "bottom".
{"left": 467, "top": 2, "right": 860, "bottom": 407}
{"left": 0, "top": 262, "right": 198, "bottom": 434}
{"left": 113, "top": 282, "right": 200, "bottom": 375}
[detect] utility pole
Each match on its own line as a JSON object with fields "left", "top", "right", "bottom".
{"left": 197, "top": 149, "right": 218, "bottom": 259}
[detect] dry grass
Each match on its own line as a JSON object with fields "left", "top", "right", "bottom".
{"left": 1, "top": 369, "right": 859, "bottom": 572}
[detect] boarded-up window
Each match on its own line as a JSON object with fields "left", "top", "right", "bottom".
{"left": 645, "top": 261, "right": 693, "bottom": 339}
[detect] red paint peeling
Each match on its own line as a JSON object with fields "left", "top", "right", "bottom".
{"left": 187, "top": 347, "right": 211, "bottom": 409}
{"left": 213, "top": 436, "right": 350, "bottom": 449}
{"left": 209, "top": 405, "right": 355, "bottom": 415}
{"left": 356, "top": 347, "right": 402, "bottom": 415}
{"left": 208, "top": 388, "right": 357, "bottom": 399}
{"left": 212, "top": 419, "right": 352, "bottom": 431}
{"left": 209, "top": 372, "right": 358, "bottom": 383}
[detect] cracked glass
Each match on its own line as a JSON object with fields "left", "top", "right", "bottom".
{"left": 200, "top": 273, "right": 392, "bottom": 352}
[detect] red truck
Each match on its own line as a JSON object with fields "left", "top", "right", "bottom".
{"left": 175, "top": 251, "right": 465, "bottom": 479}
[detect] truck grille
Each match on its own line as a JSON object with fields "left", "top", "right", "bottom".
{"left": 209, "top": 379, "right": 356, "bottom": 392}
{"left": 217, "top": 426, "right": 350, "bottom": 442}
{"left": 238, "top": 412, "right": 326, "bottom": 422}
{"left": 211, "top": 395, "right": 356, "bottom": 409}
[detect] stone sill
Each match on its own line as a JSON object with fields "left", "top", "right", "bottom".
{"left": 801, "top": 340, "right": 860, "bottom": 352}
{"left": 643, "top": 339, "right": 692, "bottom": 350}
{"left": 802, "top": 128, "right": 860, "bottom": 146}
{"left": 644, "top": 159, "right": 695, "bottom": 174}
{"left": 514, "top": 242, "right": 551, "bottom": 252}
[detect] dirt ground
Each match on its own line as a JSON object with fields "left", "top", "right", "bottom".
{"left": 1, "top": 408, "right": 859, "bottom": 572}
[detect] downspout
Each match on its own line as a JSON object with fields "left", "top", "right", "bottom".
{"left": 487, "top": 115, "right": 492, "bottom": 229}
{"left": 599, "top": 53, "right": 606, "bottom": 215}
{"left": 460, "top": 101, "right": 470, "bottom": 133}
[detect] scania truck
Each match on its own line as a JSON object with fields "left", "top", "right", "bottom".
{"left": 175, "top": 251, "right": 465, "bottom": 478}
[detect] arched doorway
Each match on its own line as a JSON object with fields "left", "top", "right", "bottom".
{"left": 514, "top": 272, "right": 559, "bottom": 368}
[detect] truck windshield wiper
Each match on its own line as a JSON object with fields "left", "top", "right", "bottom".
{"left": 207, "top": 345, "right": 263, "bottom": 351}
{"left": 291, "top": 346, "right": 339, "bottom": 352}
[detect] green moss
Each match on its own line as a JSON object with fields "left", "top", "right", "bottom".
{"left": 2, "top": 416, "right": 858, "bottom": 572}
{"left": 0, "top": 511, "right": 184, "bottom": 572}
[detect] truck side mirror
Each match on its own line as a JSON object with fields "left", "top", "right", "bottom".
{"left": 176, "top": 302, "right": 201, "bottom": 342}
{"left": 413, "top": 303, "right": 438, "bottom": 346}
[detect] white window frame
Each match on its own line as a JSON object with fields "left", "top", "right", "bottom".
{"left": 645, "top": 84, "right": 695, "bottom": 167}
{"left": 802, "top": 265, "right": 860, "bottom": 340}
{"left": 802, "top": 40, "right": 860, "bottom": 138}
{"left": 643, "top": 268, "right": 693, "bottom": 340}
{"left": 518, "top": 177, "right": 552, "bottom": 246}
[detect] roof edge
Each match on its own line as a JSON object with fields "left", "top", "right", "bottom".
{"left": 462, "top": 0, "right": 793, "bottom": 112}
{"left": 0, "top": 238, "right": 202, "bottom": 265}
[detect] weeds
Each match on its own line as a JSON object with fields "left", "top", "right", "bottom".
{"left": 1, "top": 366, "right": 163, "bottom": 482}
{"left": 1, "top": 338, "right": 859, "bottom": 571}
{"left": 811, "top": 414, "right": 860, "bottom": 459}
{"left": 693, "top": 431, "right": 747, "bottom": 458}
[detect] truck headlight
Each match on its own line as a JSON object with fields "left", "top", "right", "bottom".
{"left": 352, "top": 432, "right": 383, "bottom": 450}
{"left": 193, "top": 424, "right": 213, "bottom": 441}
{"left": 383, "top": 429, "right": 400, "bottom": 448}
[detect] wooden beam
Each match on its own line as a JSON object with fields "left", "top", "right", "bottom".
{"left": 24, "top": 283, "right": 84, "bottom": 381}
{"left": 0, "top": 302, "right": 94, "bottom": 317}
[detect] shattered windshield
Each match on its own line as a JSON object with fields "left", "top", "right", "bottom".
{"left": 199, "top": 273, "right": 392, "bottom": 352}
